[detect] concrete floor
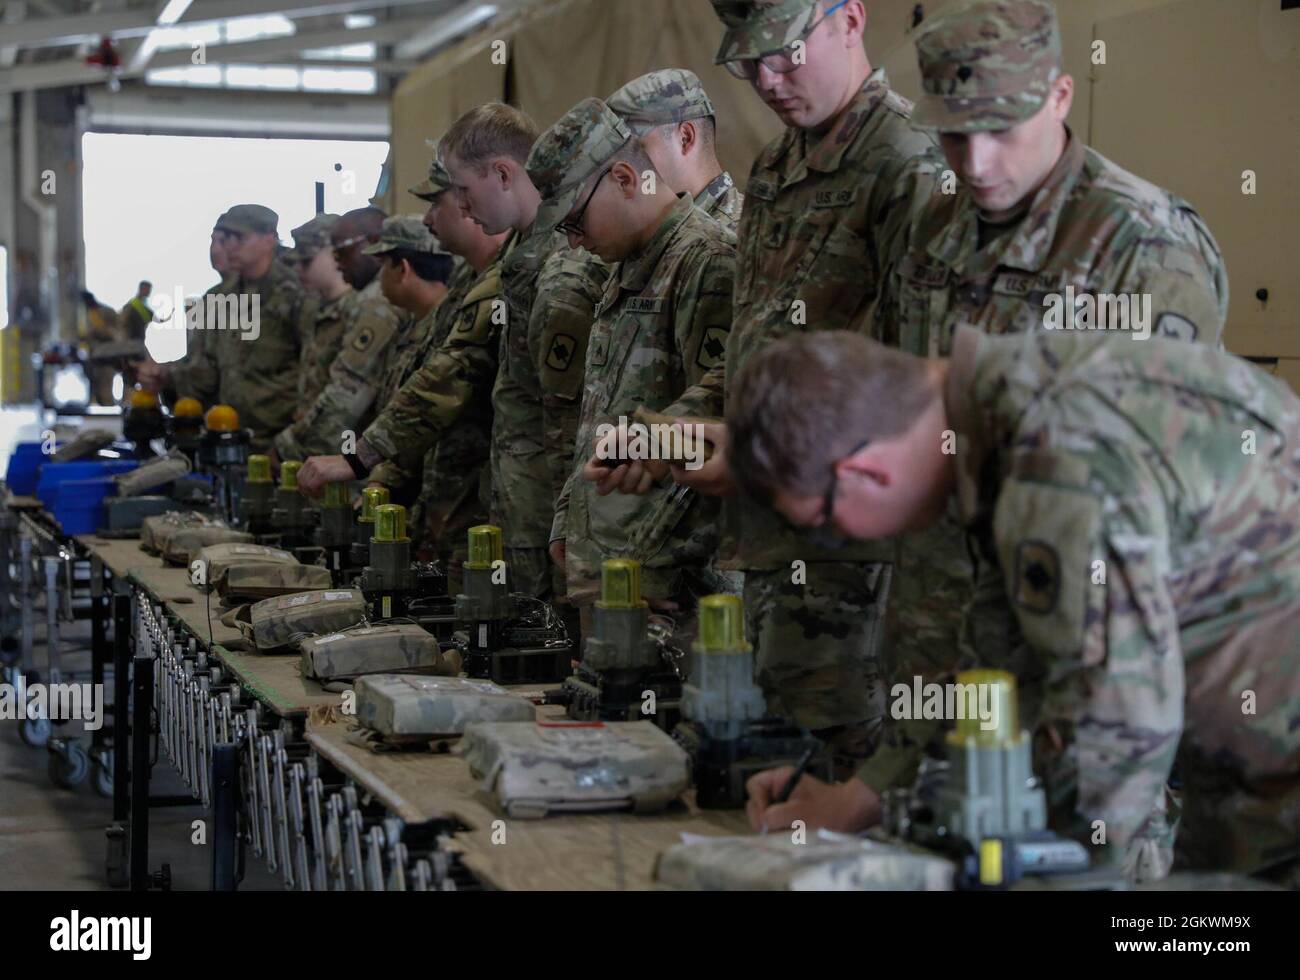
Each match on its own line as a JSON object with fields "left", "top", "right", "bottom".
{"left": 2, "top": 403, "right": 280, "bottom": 891}
{"left": 0, "top": 609, "right": 282, "bottom": 891}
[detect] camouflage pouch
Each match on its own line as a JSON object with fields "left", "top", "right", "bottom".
{"left": 163, "top": 527, "right": 255, "bottom": 566}
{"left": 216, "top": 564, "right": 334, "bottom": 605}
{"left": 655, "top": 834, "right": 954, "bottom": 891}
{"left": 140, "top": 510, "right": 223, "bottom": 555}
{"left": 221, "top": 589, "right": 368, "bottom": 653}
{"left": 299, "top": 623, "right": 460, "bottom": 688}
{"left": 458, "top": 720, "right": 689, "bottom": 818}
{"left": 354, "top": 675, "right": 532, "bottom": 743}
{"left": 194, "top": 543, "right": 298, "bottom": 589}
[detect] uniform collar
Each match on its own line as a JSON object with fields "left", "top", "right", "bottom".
{"left": 928, "top": 128, "right": 1087, "bottom": 276}
{"left": 944, "top": 324, "right": 988, "bottom": 526}
{"left": 502, "top": 223, "right": 554, "bottom": 276}
{"left": 805, "top": 68, "right": 894, "bottom": 175}
{"left": 617, "top": 195, "right": 694, "bottom": 294}
{"left": 695, "top": 171, "right": 735, "bottom": 212}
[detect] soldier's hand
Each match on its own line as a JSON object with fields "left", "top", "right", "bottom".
{"left": 135, "top": 360, "right": 168, "bottom": 393}
{"left": 670, "top": 423, "right": 735, "bottom": 497}
{"left": 585, "top": 426, "right": 668, "bottom": 495}
{"left": 745, "top": 768, "right": 882, "bottom": 835}
{"left": 297, "top": 455, "right": 354, "bottom": 496}
{"left": 583, "top": 454, "right": 663, "bottom": 496}
{"left": 549, "top": 538, "right": 566, "bottom": 573}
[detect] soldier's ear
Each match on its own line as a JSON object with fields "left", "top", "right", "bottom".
{"left": 1050, "top": 73, "right": 1074, "bottom": 121}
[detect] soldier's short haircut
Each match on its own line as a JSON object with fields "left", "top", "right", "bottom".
{"left": 728, "top": 331, "right": 937, "bottom": 503}
{"left": 615, "top": 138, "right": 657, "bottom": 178}
{"left": 386, "top": 249, "right": 453, "bottom": 284}
{"left": 441, "top": 103, "right": 540, "bottom": 172}
{"left": 644, "top": 116, "right": 716, "bottom": 150}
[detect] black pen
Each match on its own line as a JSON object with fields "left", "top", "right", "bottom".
{"left": 775, "top": 746, "right": 816, "bottom": 804}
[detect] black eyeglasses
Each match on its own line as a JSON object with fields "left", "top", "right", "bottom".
{"left": 776, "top": 436, "right": 870, "bottom": 545}
{"left": 723, "top": 0, "right": 851, "bottom": 80}
{"left": 557, "top": 168, "right": 611, "bottom": 239}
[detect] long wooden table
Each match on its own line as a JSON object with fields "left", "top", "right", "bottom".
{"left": 306, "top": 715, "right": 749, "bottom": 890}
{"left": 70, "top": 524, "right": 751, "bottom": 890}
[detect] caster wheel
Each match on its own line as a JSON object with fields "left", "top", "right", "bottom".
{"left": 20, "top": 716, "right": 51, "bottom": 748}
{"left": 49, "top": 741, "right": 89, "bottom": 789}
{"left": 93, "top": 755, "right": 114, "bottom": 798}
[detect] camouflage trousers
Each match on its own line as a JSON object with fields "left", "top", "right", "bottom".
{"left": 744, "top": 561, "right": 890, "bottom": 777}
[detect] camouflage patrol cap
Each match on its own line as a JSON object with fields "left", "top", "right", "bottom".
{"left": 362, "top": 214, "right": 450, "bottom": 256}
{"left": 710, "top": 0, "right": 821, "bottom": 64}
{"left": 409, "top": 139, "right": 454, "bottom": 201}
{"left": 607, "top": 69, "right": 716, "bottom": 128}
{"left": 912, "top": 0, "right": 1062, "bottom": 133}
{"left": 288, "top": 213, "right": 340, "bottom": 265}
{"left": 526, "top": 98, "right": 633, "bottom": 236}
{"left": 215, "top": 203, "right": 279, "bottom": 236}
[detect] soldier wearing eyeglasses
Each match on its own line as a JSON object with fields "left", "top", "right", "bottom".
{"left": 648, "top": 0, "right": 939, "bottom": 775}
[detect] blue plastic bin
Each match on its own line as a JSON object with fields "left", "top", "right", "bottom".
{"left": 35, "top": 459, "right": 138, "bottom": 509}
{"left": 4, "top": 442, "right": 55, "bottom": 495}
{"left": 52, "top": 477, "right": 119, "bottom": 534}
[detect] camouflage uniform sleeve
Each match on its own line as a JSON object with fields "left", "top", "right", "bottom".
{"left": 993, "top": 448, "right": 1182, "bottom": 883}
{"left": 870, "top": 151, "right": 946, "bottom": 347}
{"left": 533, "top": 251, "right": 607, "bottom": 513}
{"left": 168, "top": 323, "right": 219, "bottom": 406}
{"left": 662, "top": 361, "right": 725, "bottom": 419}
{"left": 361, "top": 290, "right": 499, "bottom": 468}
{"left": 274, "top": 301, "right": 400, "bottom": 461}
{"left": 658, "top": 245, "right": 734, "bottom": 420}
{"left": 550, "top": 471, "right": 575, "bottom": 545}
{"left": 1111, "top": 207, "right": 1229, "bottom": 349}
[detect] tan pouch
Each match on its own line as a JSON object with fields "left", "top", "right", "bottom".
{"left": 299, "top": 623, "right": 460, "bottom": 686}
{"left": 217, "top": 564, "right": 334, "bottom": 605}
{"left": 194, "top": 543, "right": 297, "bottom": 591}
{"left": 221, "top": 589, "right": 367, "bottom": 652}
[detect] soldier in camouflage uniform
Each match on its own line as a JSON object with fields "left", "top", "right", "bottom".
{"left": 150, "top": 214, "right": 233, "bottom": 411}
{"left": 285, "top": 212, "right": 350, "bottom": 412}
{"left": 641, "top": 0, "right": 937, "bottom": 774}
{"left": 530, "top": 99, "right": 736, "bottom": 630}
{"left": 272, "top": 207, "right": 406, "bottom": 462}
{"left": 297, "top": 151, "right": 508, "bottom": 589}
{"left": 730, "top": 327, "right": 1300, "bottom": 885}
{"left": 440, "top": 103, "right": 609, "bottom": 600}
{"left": 606, "top": 69, "right": 744, "bottom": 233}
{"left": 849, "top": 0, "right": 1231, "bottom": 800}
{"left": 142, "top": 204, "right": 304, "bottom": 452}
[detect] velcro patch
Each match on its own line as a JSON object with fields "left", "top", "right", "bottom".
{"left": 993, "top": 272, "right": 1035, "bottom": 297}
{"left": 812, "top": 189, "right": 855, "bottom": 208}
{"left": 545, "top": 333, "right": 578, "bottom": 373}
{"left": 696, "top": 327, "right": 729, "bottom": 370}
{"left": 625, "top": 297, "right": 665, "bottom": 315}
{"left": 1155, "top": 312, "right": 1198, "bottom": 342}
{"left": 351, "top": 326, "right": 375, "bottom": 352}
{"left": 1012, "top": 540, "right": 1060, "bottom": 615}
{"left": 903, "top": 257, "right": 950, "bottom": 288}
{"left": 747, "top": 175, "right": 778, "bottom": 201}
